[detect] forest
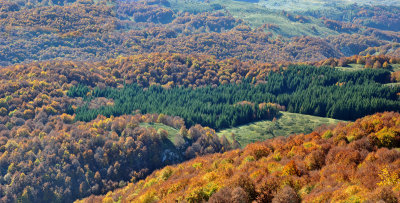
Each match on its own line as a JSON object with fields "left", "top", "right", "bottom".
{"left": 0, "top": 0, "right": 399, "bottom": 202}
{"left": 0, "top": 51, "right": 398, "bottom": 202}
{"left": 0, "top": 113, "right": 236, "bottom": 202}
{"left": 79, "top": 112, "right": 400, "bottom": 202}
{"left": 70, "top": 65, "right": 400, "bottom": 129}
{"left": 1, "top": 0, "right": 400, "bottom": 66}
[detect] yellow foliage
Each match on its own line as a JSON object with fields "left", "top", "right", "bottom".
{"left": 375, "top": 127, "right": 397, "bottom": 148}
{"left": 267, "top": 162, "right": 283, "bottom": 173}
{"left": 273, "top": 151, "right": 281, "bottom": 161}
{"left": 298, "top": 185, "right": 315, "bottom": 198}
{"left": 0, "top": 107, "right": 8, "bottom": 116}
{"left": 16, "top": 128, "right": 30, "bottom": 137}
{"left": 101, "top": 197, "right": 113, "bottom": 203}
{"left": 139, "top": 190, "right": 159, "bottom": 203}
{"left": 203, "top": 171, "right": 218, "bottom": 182}
{"left": 143, "top": 178, "right": 158, "bottom": 189}
{"left": 378, "top": 167, "right": 399, "bottom": 186}
{"left": 331, "top": 185, "right": 366, "bottom": 203}
{"left": 61, "top": 113, "right": 75, "bottom": 124}
{"left": 23, "top": 109, "right": 35, "bottom": 119}
{"left": 159, "top": 167, "right": 174, "bottom": 181}
{"left": 322, "top": 130, "right": 333, "bottom": 139}
{"left": 192, "top": 162, "right": 203, "bottom": 169}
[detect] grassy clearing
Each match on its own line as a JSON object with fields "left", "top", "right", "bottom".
{"left": 258, "top": 0, "right": 400, "bottom": 11}
{"left": 139, "top": 123, "right": 180, "bottom": 145}
{"left": 214, "top": 0, "right": 338, "bottom": 37}
{"left": 391, "top": 64, "right": 400, "bottom": 72}
{"left": 335, "top": 64, "right": 365, "bottom": 72}
{"left": 167, "top": 0, "right": 398, "bottom": 37}
{"left": 168, "top": 0, "right": 215, "bottom": 13}
{"left": 384, "top": 82, "right": 400, "bottom": 87}
{"left": 336, "top": 64, "right": 400, "bottom": 72}
{"left": 217, "top": 111, "right": 341, "bottom": 147}
{"left": 258, "top": 0, "right": 334, "bottom": 12}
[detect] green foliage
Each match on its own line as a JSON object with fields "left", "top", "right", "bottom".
{"left": 74, "top": 83, "right": 280, "bottom": 130}
{"left": 73, "top": 65, "right": 400, "bottom": 130}
{"left": 67, "top": 84, "right": 90, "bottom": 98}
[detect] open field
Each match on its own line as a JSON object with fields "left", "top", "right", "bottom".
{"left": 217, "top": 111, "right": 342, "bottom": 147}
{"left": 257, "top": 0, "right": 400, "bottom": 11}
{"left": 335, "top": 64, "right": 366, "bottom": 72}
{"left": 139, "top": 122, "right": 180, "bottom": 144}
{"left": 336, "top": 63, "right": 400, "bottom": 72}
{"left": 392, "top": 64, "right": 400, "bottom": 72}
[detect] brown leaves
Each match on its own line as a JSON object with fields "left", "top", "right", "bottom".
{"left": 91, "top": 112, "right": 400, "bottom": 202}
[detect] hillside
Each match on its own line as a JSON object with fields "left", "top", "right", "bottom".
{"left": 0, "top": 51, "right": 399, "bottom": 202}
{"left": 0, "top": 112, "right": 238, "bottom": 202}
{"left": 1, "top": 0, "right": 400, "bottom": 202}
{"left": 79, "top": 112, "right": 400, "bottom": 202}
{"left": 137, "top": 112, "right": 341, "bottom": 148}
{"left": 1, "top": 0, "right": 400, "bottom": 65}
{"left": 218, "top": 112, "right": 340, "bottom": 147}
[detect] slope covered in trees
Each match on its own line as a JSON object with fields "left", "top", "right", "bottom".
{"left": 1, "top": 0, "right": 400, "bottom": 65}
{"left": 79, "top": 112, "right": 400, "bottom": 203}
{"left": 1, "top": 0, "right": 400, "bottom": 202}
{"left": 71, "top": 65, "right": 400, "bottom": 128}
{"left": 0, "top": 113, "right": 235, "bottom": 202}
{"left": 0, "top": 52, "right": 398, "bottom": 202}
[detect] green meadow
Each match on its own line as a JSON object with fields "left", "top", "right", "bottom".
{"left": 217, "top": 111, "right": 341, "bottom": 147}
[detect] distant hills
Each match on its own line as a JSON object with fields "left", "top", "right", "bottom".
{"left": 0, "top": 0, "right": 399, "bottom": 65}
{"left": 0, "top": 0, "right": 399, "bottom": 202}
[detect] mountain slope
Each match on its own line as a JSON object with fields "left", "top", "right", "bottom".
{"left": 1, "top": 0, "right": 400, "bottom": 65}
{"left": 79, "top": 112, "right": 400, "bottom": 202}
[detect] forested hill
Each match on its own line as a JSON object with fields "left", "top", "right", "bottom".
{"left": 0, "top": 51, "right": 398, "bottom": 202}
{"left": 1, "top": 0, "right": 400, "bottom": 65}
{"left": 1, "top": 0, "right": 400, "bottom": 202}
{"left": 0, "top": 112, "right": 237, "bottom": 202}
{"left": 79, "top": 112, "right": 400, "bottom": 203}
{"left": 70, "top": 65, "right": 400, "bottom": 127}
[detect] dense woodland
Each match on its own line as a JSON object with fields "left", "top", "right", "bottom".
{"left": 0, "top": 51, "right": 398, "bottom": 202}
{"left": 71, "top": 65, "right": 400, "bottom": 128}
{"left": 80, "top": 112, "right": 400, "bottom": 202}
{"left": 304, "top": 4, "right": 400, "bottom": 31}
{"left": 0, "top": 0, "right": 400, "bottom": 202}
{"left": 0, "top": 113, "right": 236, "bottom": 202}
{"left": 1, "top": 0, "right": 400, "bottom": 65}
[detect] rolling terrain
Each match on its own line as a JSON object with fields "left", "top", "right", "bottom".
{"left": 1, "top": 0, "right": 400, "bottom": 65}
{"left": 78, "top": 112, "right": 400, "bottom": 203}
{"left": 0, "top": 0, "right": 399, "bottom": 202}
{"left": 0, "top": 50, "right": 398, "bottom": 202}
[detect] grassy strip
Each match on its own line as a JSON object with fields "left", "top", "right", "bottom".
{"left": 218, "top": 111, "right": 341, "bottom": 147}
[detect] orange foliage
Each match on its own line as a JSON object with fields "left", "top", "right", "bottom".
{"left": 79, "top": 112, "right": 400, "bottom": 202}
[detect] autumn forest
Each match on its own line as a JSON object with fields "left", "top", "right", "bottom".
{"left": 0, "top": 0, "right": 399, "bottom": 202}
